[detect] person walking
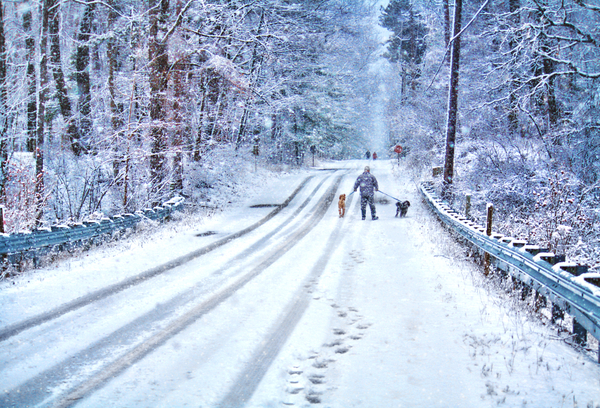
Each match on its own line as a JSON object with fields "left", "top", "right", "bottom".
{"left": 353, "top": 166, "right": 379, "bottom": 220}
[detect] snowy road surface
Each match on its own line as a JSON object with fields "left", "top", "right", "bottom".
{"left": 1, "top": 160, "right": 599, "bottom": 408}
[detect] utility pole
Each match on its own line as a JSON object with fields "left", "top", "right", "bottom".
{"left": 442, "top": 0, "right": 463, "bottom": 199}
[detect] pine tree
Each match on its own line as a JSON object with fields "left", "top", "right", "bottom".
{"left": 380, "top": 0, "right": 428, "bottom": 95}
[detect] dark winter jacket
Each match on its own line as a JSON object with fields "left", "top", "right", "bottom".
{"left": 354, "top": 172, "right": 378, "bottom": 196}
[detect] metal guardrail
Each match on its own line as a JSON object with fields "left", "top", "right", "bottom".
{"left": 0, "top": 197, "right": 184, "bottom": 264}
{"left": 419, "top": 182, "right": 600, "bottom": 361}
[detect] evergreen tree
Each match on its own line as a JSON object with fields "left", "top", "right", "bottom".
{"left": 380, "top": 0, "right": 428, "bottom": 95}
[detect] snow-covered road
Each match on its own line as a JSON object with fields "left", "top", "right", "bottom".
{"left": 1, "top": 160, "right": 599, "bottom": 407}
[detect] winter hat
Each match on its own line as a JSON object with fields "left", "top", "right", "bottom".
{"left": 364, "top": 166, "right": 370, "bottom": 172}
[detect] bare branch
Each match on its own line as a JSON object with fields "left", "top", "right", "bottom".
{"left": 163, "top": 0, "right": 195, "bottom": 43}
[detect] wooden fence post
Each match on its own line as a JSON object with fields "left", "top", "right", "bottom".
{"left": 465, "top": 194, "right": 471, "bottom": 218}
{"left": 573, "top": 319, "right": 587, "bottom": 347}
{"left": 486, "top": 204, "right": 494, "bottom": 236}
{"left": 484, "top": 203, "right": 493, "bottom": 275}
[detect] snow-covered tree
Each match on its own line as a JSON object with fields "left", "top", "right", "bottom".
{"left": 380, "top": 0, "right": 428, "bottom": 96}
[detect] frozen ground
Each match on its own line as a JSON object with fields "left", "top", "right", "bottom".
{"left": 0, "top": 159, "right": 599, "bottom": 408}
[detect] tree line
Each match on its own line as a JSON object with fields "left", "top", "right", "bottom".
{"left": 0, "top": 0, "right": 380, "bottom": 232}
{"left": 381, "top": 0, "right": 600, "bottom": 266}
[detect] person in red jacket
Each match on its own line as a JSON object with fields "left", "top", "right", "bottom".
{"left": 372, "top": 152, "right": 378, "bottom": 160}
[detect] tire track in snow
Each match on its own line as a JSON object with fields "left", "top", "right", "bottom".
{"left": 0, "top": 175, "right": 336, "bottom": 408}
{"left": 0, "top": 176, "right": 313, "bottom": 343}
{"left": 39, "top": 175, "right": 344, "bottom": 408}
{"left": 218, "top": 182, "right": 356, "bottom": 407}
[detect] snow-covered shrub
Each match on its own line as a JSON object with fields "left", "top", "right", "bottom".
{"left": 2, "top": 153, "right": 39, "bottom": 232}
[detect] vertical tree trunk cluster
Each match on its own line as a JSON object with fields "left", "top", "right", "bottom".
{"left": 0, "top": 1, "right": 383, "bottom": 229}
{"left": 235, "top": 9, "right": 265, "bottom": 150}
{"left": 48, "top": 0, "right": 81, "bottom": 156}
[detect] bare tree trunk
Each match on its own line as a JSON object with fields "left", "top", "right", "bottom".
{"left": 75, "top": 0, "right": 96, "bottom": 151}
{"left": 507, "top": 0, "right": 520, "bottom": 132}
{"left": 24, "top": 8, "right": 37, "bottom": 153}
{"left": 236, "top": 108, "right": 250, "bottom": 148}
{"left": 48, "top": 0, "right": 82, "bottom": 155}
{"left": 192, "top": 49, "right": 209, "bottom": 162}
{"left": 148, "top": 0, "right": 170, "bottom": 203}
{"left": 533, "top": 2, "right": 559, "bottom": 130}
{"left": 171, "top": 57, "right": 187, "bottom": 193}
{"left": 107, "top": 2, "right": 120, "bottom": 132}
{"left": 193, "top": 93, "right": 206, "bottom": 162}
{"left": 542, "top": 49, "right": 559, "bottom": 127}
{"left": 107, "top": 0, "right": 125, "bottom": 193}
{"left": 122, "top": 74, "right": 139, "bottom": 212}
{"left": 169, "top": 0, "right": 191, "bottom": 194}
{"left": 235, "top": 9, "right": 265, "bottom": 150}
{"left": 217, "top": 88, "right": 229, "bottom": 142}
{"left": 442, "top": 0, "right": 462, "bottom": 197}
{"left": 0, "top": 1, "right": 7, "bottom": 202}
{"left": 443, "top": 0, "right": 450, "bottom": 49}
{"left": 271, "top": 113, "right": 278, "bottom": 140}
{"left": 36, "top": 0, "right": 50, "bottom": 224}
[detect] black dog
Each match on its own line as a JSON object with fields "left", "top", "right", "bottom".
{"left": 395, "top": 200, "right": 410, "bottom": 217}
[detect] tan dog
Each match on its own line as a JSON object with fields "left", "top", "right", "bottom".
{"left": 338, "top": 194, "right": 346, "bottom": 218}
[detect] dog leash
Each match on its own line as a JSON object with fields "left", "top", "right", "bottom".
{"left": 377, "top": 190, "right": 402, "bottom": 202}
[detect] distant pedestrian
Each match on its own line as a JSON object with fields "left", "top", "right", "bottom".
{"left": 365, "top": 150, "right": 371, "bottom": 159}
{"left": 372, "top": 152, "right": 378, "bottom": 160}
{"left": 353, "top": 166, "right": 379, "bottom": 220}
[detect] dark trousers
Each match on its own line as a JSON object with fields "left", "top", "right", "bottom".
{"left": 360, "top": 194, "right": 376, "bottom": 219}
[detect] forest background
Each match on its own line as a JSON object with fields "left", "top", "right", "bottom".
{"left": 0, "top": 0, "right": 598, "bottom": 270}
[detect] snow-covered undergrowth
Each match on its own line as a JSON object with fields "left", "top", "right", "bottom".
{"left": 398, "top": 160, "right": 600, "bottom": 371}
{"left": 1, "top": 150, "right": 301, "bottom": 280}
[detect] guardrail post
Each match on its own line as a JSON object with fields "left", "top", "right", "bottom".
{"left": 551, "top": 304, "right": 564, "bottom": 324}
{"left": 484, "top": 203, "right": 493, "bottom": 276}
{"left": 465, "top": 195, "right": 471, "bottom": 218}
{"left": 534, "top": 291, "right": 547, "bottom": 311}
{"left": 521, "top": 285, "right": 532, "bottom": 301}
{"left": 573, "top": 319, "right": 587, "bottom": 347}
